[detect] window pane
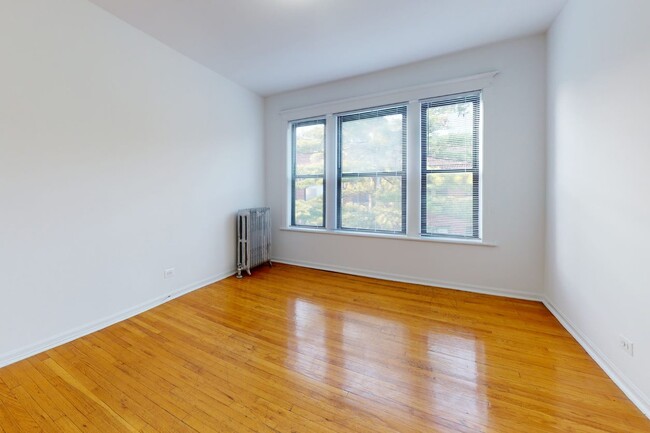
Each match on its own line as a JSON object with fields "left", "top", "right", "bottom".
{"left": 425, "top": 102, "right": 475, "bottom": 171}
{"left": 294, "top": 177, "right": 324, "bottom": 226}
{"left": 341, "top": 111, "right": 404, "bottom": 173}
{"left": 424, "top": 173, "right": 474, "bottom": 237}
{"left": 340, "top": 176, "right": 402, "bottom": 232}
{"left": 295, "top": 123, "right": 324, "bottom": 176}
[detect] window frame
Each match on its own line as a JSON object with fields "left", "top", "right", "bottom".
{"left": 282, "top": 71, "right": 496, "bottom": 245}
{"left": 420, "top": 91, "right": 481, "bottom": 239}
{"left": 290, "top": 118, "right": 326, "bottom": 228}
{"left": 336, "top": 104, "right": 408, "bottom": 234}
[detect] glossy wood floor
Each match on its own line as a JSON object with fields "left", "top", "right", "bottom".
{"left": 1, "top": 264, "right": 648, "bottom": 432}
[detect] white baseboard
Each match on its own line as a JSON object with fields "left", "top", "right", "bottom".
{"left": 273, "top": 257, "right": 543, "bottom": 301}
{"left": 0, "top": 269, "right": 235, "bottom": 369}
{"left": 543, "top": 299, "right": 650, "bottom": 419}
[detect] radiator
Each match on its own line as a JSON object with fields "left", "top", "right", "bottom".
{"left": 236, "top": 207, "right": 272, "bottom": 278}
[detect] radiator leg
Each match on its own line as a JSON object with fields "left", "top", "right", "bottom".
{"left": 268, "top": 260, "right": 273, "bottom": 268}
{"left": 236, "top": 264, "right": 243, "bottom": 279}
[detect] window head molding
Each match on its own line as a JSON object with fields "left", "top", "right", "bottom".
{"left": 280, "top": 71, "right": 498, "bottom": 122}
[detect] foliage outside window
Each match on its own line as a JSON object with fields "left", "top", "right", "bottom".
{"left": 291, "top": 119, "right": 325, "bottom": 227}
{"left": 421, "top": 92, "right": 480, "bottom": 238}
{"left": 337, "top": 106, "right": 407, "bottom": 233}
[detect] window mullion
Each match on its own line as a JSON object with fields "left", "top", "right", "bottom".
{"left": 324, "top": 114, "right": 337, "bottom": 230}
{"left": 407, "top": 100, "right": 420, "bottom": 237}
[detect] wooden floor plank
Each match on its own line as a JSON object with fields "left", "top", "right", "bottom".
{"left": 0, "top": 379, "right": 41, "bottom": 433}
{"left": 0, "top": 400, "right": 23, "bottom": 433}
{"left": 0, "top": 264, "right": 648, "bottom": 432}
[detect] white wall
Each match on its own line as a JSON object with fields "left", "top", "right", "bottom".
{"left": 265, "top": 35, "right": 547, "bottom": 298}
{"left": 0, "top": 0, "right": 264, "bottom": 364}
{"left": 546, "top": 0, "right": 650, "bottom": 413}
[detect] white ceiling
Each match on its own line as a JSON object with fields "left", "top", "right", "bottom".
{"left": 88, "top": 0, "right": 567, "bottom": 96}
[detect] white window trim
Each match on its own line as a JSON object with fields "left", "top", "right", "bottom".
{"left": 282, "top": 71, "right": 498, "bottom": 245}
{"left": 279, "top": 226, "right": 497, "bottom": 247}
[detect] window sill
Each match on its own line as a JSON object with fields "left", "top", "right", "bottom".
{"left": 280, "top": 227, "right": 497, "bottom": 247}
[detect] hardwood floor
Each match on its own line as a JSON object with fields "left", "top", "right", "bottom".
{"left": 0, "top": 264, "right": 648, "bottom": 432}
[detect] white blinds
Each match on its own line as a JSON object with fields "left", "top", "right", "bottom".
{"left": 420, "top": 91, "right": 481, "bottom": 239}
{"left": 337, "top": 105, "right": 407, "bottom": 233}
{"left": 289, "top": 90, "right": 482, "bottom": 239}
{"left": 291, "top": 119, "right": 326, "bottom": 227}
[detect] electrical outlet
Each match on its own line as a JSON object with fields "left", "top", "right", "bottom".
{"left": 620, "top": 336, "right": 634, "bottom": 356}
{"left": 164, "top": 268, "right": 175, "bottom": 279}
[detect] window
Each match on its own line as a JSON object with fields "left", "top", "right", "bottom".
{"left": 421, "top": 92, "right": 480, "bottom": 239}
{"left": 287, "top": 87, "right": 483, "bottom": 242}
{"left": 337, "top": 105, "right": 407, "bottom": 233}
{"left": 291, "top": 119, "right": 325, "bottom": 227}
